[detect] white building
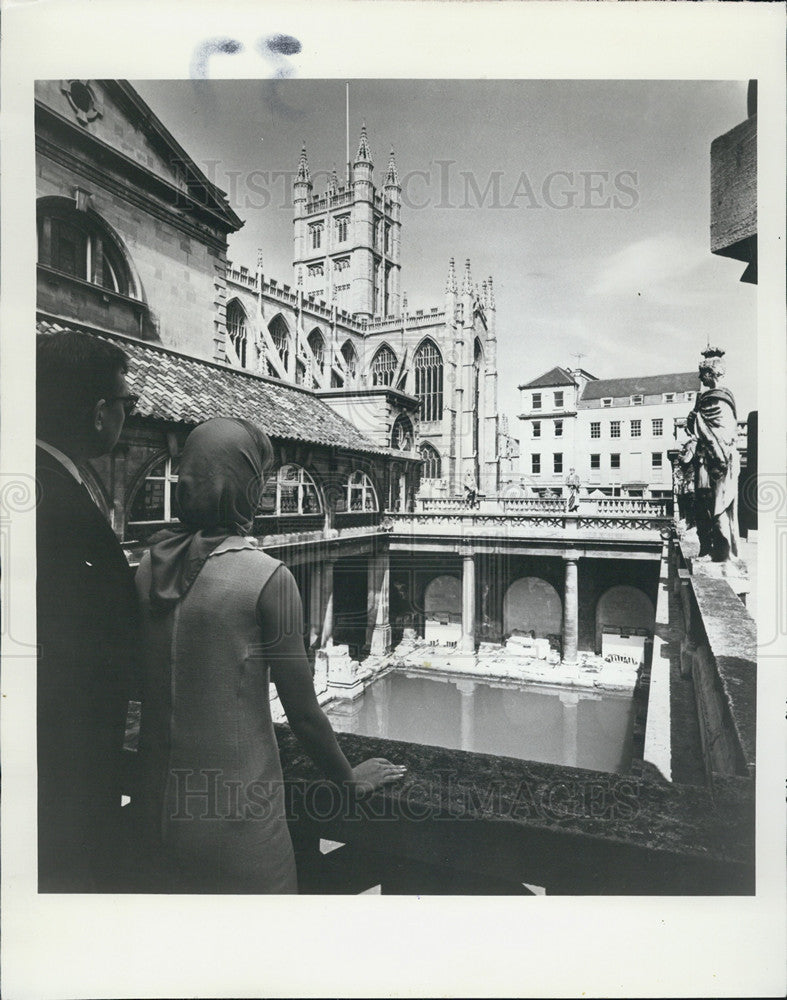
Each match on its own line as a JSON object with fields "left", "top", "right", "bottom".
{"left": 518, "top": 367, "right": 700, "bottom": 499}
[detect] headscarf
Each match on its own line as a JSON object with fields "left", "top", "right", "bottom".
{"left": 147, "top": 417, "right": 273, "bottom": 611}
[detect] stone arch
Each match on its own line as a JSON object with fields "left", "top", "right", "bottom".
{"left": 226, "top": 297, "right": 249, "bottom": 367}
{"left": 424, "top": 573, "right": 462, "bottom": 643}
{"left": 267, "top": 313, "right": 291, "bottom": 369}
{"left": 503, "top": 576, "right": 562, "bottom": 638}
{"left": 595, "top": 585, "right": 655, "bottom": 654}
{"left": 307, "top": 327, "right": 325, "bottom": 372}
{"left": 370, "top": 342, "right": 398, "bottom": 386}
{"left": 413, "top": 336, "right": 444, "bottom": 422}
{"left": 340, "top": 338, "right": 358, "bottom": 377}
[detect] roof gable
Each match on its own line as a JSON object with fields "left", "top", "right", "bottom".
{"left": 519, "top": 366, "right": 576, "bottom": 390}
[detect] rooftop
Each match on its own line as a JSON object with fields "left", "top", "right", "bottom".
{"left": 36, "top": 317, "right": 395, "bottom": 457}
{"left": 518, "top": 366, "right": 576, "bottom": 390}
{"left": 581, "top": 372, "right": 699, "bottom": 401}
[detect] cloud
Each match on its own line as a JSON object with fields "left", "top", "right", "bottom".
{"left": 590, "top": 234, "right": 708, "bottom": 298}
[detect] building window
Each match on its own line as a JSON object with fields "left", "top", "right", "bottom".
{"left": 532, "top": 453, "right": 541, "bottom": 475}
{"left": 259, "top": 464, "right": 322, "bottom": 515}
{"left": 307, "top": 262, "right": 324, "bottom": 278}
{"left": 532, "top": 392, "right": 542, "bottom": 410}
{"left": 652, "top": 452, "right": 663, "bottom": 469}
{"left": 601, "top": 398, "right": 612, "bottom": 408}
{"left": 414, "top": 338, "right": 444, "bottom": 422}
{"left": 631, "top": 394, "right": 643, "bottom": 406}
{"left": 307, "top": 328, "right": 325, "bottom": 373}
{"left": 532, "top": 421, "right": 541, "bottom": 439}
{"left": 663, "top": 392, "right": 675, "bottom": 403}
{"left": 333, "top": 256, "right": 350, "bottom": 273}
{"left": 295, "top": 360, "right": 307, "bottom": 385}
{"left": 630, "top": 419, "right": 641, "bottom": 438}
{"left": 128, "top": 456, "right": 179, "bottom": 524}
{"left": 553, "top": 453, "right": 563, "bottom": 474}
{"left": 336, "top": 216, "right": 349, "bottom": 243}
{"left": 37, "top": 199, "right": 132, "bottom": 296}
{"left": 554, "top": 419, "right": 563, "bottom": 438}
{"left": 341, "top": 339, "right": 358, "bottom": 377}
{"left": 554, "top": 391, "right": 564, "bottom": 408}
{"left": 309, "top": 223, "right": 323, "bottom": 250}
{"left": 391, "top": 413, "right": 414, "bottom": 451}
{"left": 652, "top": 418, "right": 663, "bottom": 436}
{"left": 590, "top": 421, "right": 601, "bottom": 439}
{"left": 371, "top": 344, "right": 398, "bottom": 386}
{"left": 419, "top": 442, "right": 441, "bottom": 480}
{"left": 268, "top": 315, "right": 290, "bottom": 369}
{"left": 384, "top": 223, "right": 392, "bottom": 254}
{"left": 347, "top": 470, "right": 378, "bottom": 511}
{"left": 610, "top": 421, "right": 621, "bottom": 438}
{"left": 684, "top": 391, "right": 694, "bottom": 402}
{"left": 610, "top": 453, "right": 621, "bottom": 470}
{"left": 226, "top": 300, "right": 248, "bottom": 368}
{"left": 590, "top": 454, "right": 600, "bottom": 470}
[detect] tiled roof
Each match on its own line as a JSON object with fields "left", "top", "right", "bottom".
{"left": 518, "top": 366, "right": 576, "bottom": 390}
{"left": 580, "top": 372, "right": 700, "bottom": 401}
{"left": 36, "top": 319, "right": 394, "bottom": 456}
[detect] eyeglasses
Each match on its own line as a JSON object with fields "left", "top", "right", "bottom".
{"left": 104, "top": 393, "right": 139, "bottom": 416}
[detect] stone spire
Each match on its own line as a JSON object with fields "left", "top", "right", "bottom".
{"left": 355, "top": 122, "right": 372, "bottom": 165}
{"left": 446, "top": 257, "right": 458, "bottom": 294}
{"left": 481, "top": 280, "right": 488, "bottom": 307}
{"left": 384, "top": 146, "right": 400, "bottom": 188}
{"left": 296, "top": 143, "right": 311, "bottom": 184}
{"left": 487, "top": 275, "right": 495, "bottom": 309}
{"left": 328, "top": 164, "right": 339, "bottom": 193}
{"left": 462, "top": 258, "right": 473, "bottom": 294}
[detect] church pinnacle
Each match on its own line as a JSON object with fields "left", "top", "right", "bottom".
{"left": 355, "top": 123, "right": 372, "bottom": 165}
{"left": 462, "top": 258, "right": 473, "bottom": 294}
{"left": 446, "top": 257, "right": 458, "bottom": 294}
{"left": 296, "top": 144, "right": 311, "bottom": 184}
{"left": 384, "top": 146, "right": 400, "bottom": 187}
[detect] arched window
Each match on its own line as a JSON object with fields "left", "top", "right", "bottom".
{"left": 371, "top": 344, "right": 397, "bottom": 386}
{"left": 295, "top": 359, "right": 307, "bottom": 385}
{"left": 128, "top": 455, "right": 179, "bottom": 525}
{"left": 259, "top": 464, "right": 322, "bottom": 516}
{"left": 226, "top": 299, "right": 248, "bottom": 368}
{"left": 414, "top": 338, "right": 444, "bottom": 422}
{"left": 341, "top": 339, "right": 358, "bottom": 378}
{"left": 268, "top": 314, "right": 290, "bottom": 370}
{"left": 419, "top": 442, "right": 441, "bottom": 479}
{"left": 37, "top": 198, "right": 133, "bottom": 296}
{"left": 391, "top": 413, "right": 414, "bottom": 451}
{"left": 347, "top": 470, "right": 379, "bottom": 512}
{"left": 308, "top": 328, "right": 325, "bottom": 372}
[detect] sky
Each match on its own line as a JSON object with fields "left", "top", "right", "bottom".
{"left": 132, "top": 79, "right": 757, "bottom": 427}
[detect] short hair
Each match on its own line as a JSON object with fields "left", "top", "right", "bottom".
{"left": 37, "top": 331, "right": 129, "bottom": 440}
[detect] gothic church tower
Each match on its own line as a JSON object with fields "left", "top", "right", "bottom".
{"left": 293, "top": 126, "right": 401, "bottom": 320}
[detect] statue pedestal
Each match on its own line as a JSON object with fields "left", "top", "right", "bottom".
{"left": 320, "top": 644, "right": 370, "bottom": 700}
{"left": 690, "top": 556, "right": 750, "bottom": 600}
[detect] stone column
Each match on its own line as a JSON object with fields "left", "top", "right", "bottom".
{"left": 559, "top": 690, "right": 579, "bottom": 768}
{"left": 562, "top": 554, "right": 579, "bottom": 665}
{"left": 460, "top": 550, "right": 476, "bottom": 653}
{"left": 308, "top": 559, "right": 323, "bottom": 650}
{"left": 367, "top": 550, "right": 392, "bottom": 656}
{"left": 456, "top": 679, "right": 476, "bottom": 751}
{"left": 320, "top": 558, "right": 335, "bottom": 647}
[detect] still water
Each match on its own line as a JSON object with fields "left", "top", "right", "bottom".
{"left": 325, "top": 672, "right": 636, "bottom": 774}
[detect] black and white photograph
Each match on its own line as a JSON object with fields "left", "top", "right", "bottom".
{"left": 2, "top": 2, "right": 785, "bottom": 998}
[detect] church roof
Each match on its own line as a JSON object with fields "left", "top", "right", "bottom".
{"left": 580, "top": 372, "right": 699, "bottom": 401}
{"left": 518, "top": 366, "right": 576, "bottom": 390}
{"left": 36, "top": 318, "right": 398, "bottom": 457}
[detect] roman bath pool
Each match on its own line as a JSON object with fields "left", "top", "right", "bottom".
{"left": 324, "top": 671, "right": 637, "bottom": 774}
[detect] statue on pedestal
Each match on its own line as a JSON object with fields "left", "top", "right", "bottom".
{"left": 679, "top": 346, "right": 740, "bottom": 562}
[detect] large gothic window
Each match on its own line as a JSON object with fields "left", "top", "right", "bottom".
{"left": 347, "top": 470, "right": 379, "bottom": 512}
{"left": 414, "top": 338, "right": 444, "bottom": 422}
{"left": 37, "top": 198, "right": 132, "bottom": 296}
{"left": 259, "top": 464, "right": 322, "bottom": 516}
{"left": 371, "top": 344, "right": 397, "bottom": 386}
{"left": 226, "top": 299, "right": 248, "bottom": 368}
{"left": 419, "top": 442, "right": 441, "bottom": 479}
{"left": 268, "top": 314, "right": 290, "bottom": 370}
{"left": 308, "top": 328, "right": 325, "bottom": 373}
{"left": 341, "top": 339, "right": 358, "bottom": 377}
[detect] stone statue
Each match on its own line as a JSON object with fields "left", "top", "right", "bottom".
{"left": 565, "top": 468, "right": 581, "bottom": 511}
{"left": 679, "top": 347, "right": 740, "bottom": 562}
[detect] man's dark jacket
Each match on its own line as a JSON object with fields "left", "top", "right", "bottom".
{"left": 36, "top": 445, "right": 139, "bottom": 891}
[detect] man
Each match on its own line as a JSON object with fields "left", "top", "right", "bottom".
{"left": 36, "top": 330, "right": 140, "bottom": 891}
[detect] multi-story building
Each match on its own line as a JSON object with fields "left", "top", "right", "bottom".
{"left": 518, "top": 367, "right": 700, "bottom": 498}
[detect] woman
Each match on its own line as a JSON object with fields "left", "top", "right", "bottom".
{"left": 135, "top": 417, "right": 405, "bottom": 892}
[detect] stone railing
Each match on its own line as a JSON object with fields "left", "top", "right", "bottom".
{"left": 276, "top": 725, "right": 754, "bottom": 894}
{"left": 416, "top": 495, "right": 673, "bottom": 524}
{"left": 390, "top": 510, "right": 671, "bottom": 537}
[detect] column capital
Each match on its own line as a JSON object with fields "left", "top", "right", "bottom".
{"left": 563, "top": 550, "right": 581, "bottom": 563}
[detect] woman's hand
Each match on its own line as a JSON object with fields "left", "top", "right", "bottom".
{"left": 350, "top": 758, "right": 407, "bottom": 796}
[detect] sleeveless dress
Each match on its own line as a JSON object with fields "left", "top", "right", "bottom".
{"left": 135, "top": 536, "right": 298, "bottom": 893}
